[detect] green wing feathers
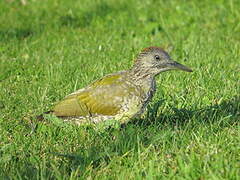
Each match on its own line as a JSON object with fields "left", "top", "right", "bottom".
{"left": 52, "top": 94, "right": 90, "bottom": 117}
{"left": 52, "top": 73, "right": 141, "bottom": 117}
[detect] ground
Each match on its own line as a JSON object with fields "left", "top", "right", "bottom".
{"left": 0, "top": 0, "right": 239, "bottom": 179}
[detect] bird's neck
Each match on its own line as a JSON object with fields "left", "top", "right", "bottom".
{"left": 128, "top": 66, "right": 156, "bottom": 93}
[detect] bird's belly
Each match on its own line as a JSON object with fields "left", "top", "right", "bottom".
{"left": 116, "top": 95, "right": 143, "bottom": 123}
{"left": 62, "top": 115, "right": 115, "bottom": 125}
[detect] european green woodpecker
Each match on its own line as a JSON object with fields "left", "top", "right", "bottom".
{"left": 42, "top": 47, "right": 192, "bottom": 125}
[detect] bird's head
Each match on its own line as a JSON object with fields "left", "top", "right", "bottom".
{"left": 133, "top": 47, "right": 193, "bottom": 76}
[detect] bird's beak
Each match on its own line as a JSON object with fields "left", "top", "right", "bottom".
{"left": 167, "top": 60, "right": 193, "bottom": 72}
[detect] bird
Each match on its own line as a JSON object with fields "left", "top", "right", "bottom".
{"left": 40, "top": 47, "right": 193, "bottom": 125}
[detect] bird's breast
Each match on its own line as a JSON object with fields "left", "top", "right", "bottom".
{"left": 140, "top": 78, "right": 157, "bottom": 111}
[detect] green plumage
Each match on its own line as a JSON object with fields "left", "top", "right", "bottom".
{"left": 53, "top": 72, "right": 145, "bottom": 123}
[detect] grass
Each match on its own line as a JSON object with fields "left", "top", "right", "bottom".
{"left": 0, "top": 0, "right": 239, "bottom": 179}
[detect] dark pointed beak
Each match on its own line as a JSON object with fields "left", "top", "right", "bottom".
{"left": 167, "top": 60, "right": 193, "bottom": 72}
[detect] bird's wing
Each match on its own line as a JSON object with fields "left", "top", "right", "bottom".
{"left": 52, "top": 73, "right": 142, "bottom": 117}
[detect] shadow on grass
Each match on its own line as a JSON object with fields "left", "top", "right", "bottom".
{"left": 59, "top": 2, "right": 125, "bottom": 28}
{"left": 0, "top": 28, "right": 34, "bottom": 41}
{"left": 8, "top": 96, "right": 238, "bottom": 178}
{"left": 44, "top": 96, "right": 239, "bottom": 175}
{"left": 134, "top": 95, "right": 240, "bottom": 128}
{"left": 0, "top": 2, "right": 125, "bottom": 43}
{"left": 0, "top": 3, "right": 114, "bottom": 41}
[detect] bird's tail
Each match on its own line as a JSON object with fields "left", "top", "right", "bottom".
{"left": 26, "top": 111, "right": 53, "bottom": 136}
{"left": 36, "top": 111, "right": 52, "bottom": 121}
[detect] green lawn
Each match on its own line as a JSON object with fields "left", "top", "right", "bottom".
{"left": 0, "top": 0, "right": 239, "bottom": 179}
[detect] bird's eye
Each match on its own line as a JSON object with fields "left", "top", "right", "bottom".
{"left": 154, "top": 55, "right": 160, "bottom": 60}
